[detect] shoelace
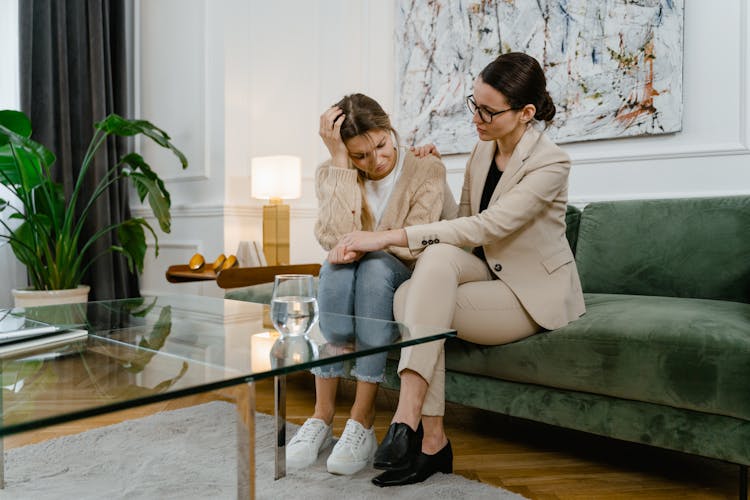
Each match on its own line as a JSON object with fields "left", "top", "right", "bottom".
{"left": 339, "top": 421, "right": 367, "bottom": 447}
{"left": 292, "top": 420, "right": 326, "bottom": 444}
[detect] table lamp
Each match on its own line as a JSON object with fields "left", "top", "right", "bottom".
{"left": 251, "top": 155, "right": 301, "bottom": 265}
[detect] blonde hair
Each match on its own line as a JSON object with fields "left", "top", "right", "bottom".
{"left": 334, "top": 93, "right": 400, "bottom": 230}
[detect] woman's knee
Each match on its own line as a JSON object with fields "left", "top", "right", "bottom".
{"left": 393, "top": 281, "right": 410, "bottom": 323}
{"left": 356, "top": 251, "right": 410, "bottom": 288}
{"left": 353, "top": 252, "right": 411, "bottom": 316}
{"left": 318, "top": 260, "right": 355, "bottom": 314}
{"left": 414, "top": 243, "right": 466, "bottom": 276}
{"left": 319, "top": 259, "right": 355, "bottom": 282}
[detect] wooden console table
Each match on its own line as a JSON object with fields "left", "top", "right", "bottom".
{"left": 165, "top": 263, "right": 321, "bottom": 288}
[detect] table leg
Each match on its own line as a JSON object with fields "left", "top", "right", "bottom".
{"left": 0, "top": 434, "right": 4, "bottom": 489}
{"left": 237, "top": 381, "right": 255, "bottom": 500}
{"left": 1, "top": 358, "right": 4, "bottom": 489}
{"left": 274, "top": 374, "right": 286, "bottom": 480}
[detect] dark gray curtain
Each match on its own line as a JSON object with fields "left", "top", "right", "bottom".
{"left": 19, "top": 0, "right": 139, "bottom": 300}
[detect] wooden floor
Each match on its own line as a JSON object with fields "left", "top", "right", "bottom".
{"left": 5, "top": 372, "right": 743, "bottom": 499}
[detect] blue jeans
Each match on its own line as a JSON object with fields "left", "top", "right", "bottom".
{"left": 312, "top": 251, "right": 411, "bottom": 383}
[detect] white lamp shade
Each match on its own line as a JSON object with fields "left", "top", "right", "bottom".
{"left": 251, "top": 155, "right": 302, "bottom": 200}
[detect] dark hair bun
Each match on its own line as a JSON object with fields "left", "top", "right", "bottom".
{"left": 479, "top": 53, "right": 556, "bottom": 125}
{"left": 535, "top": 92, "right": 556, "bottom": 122}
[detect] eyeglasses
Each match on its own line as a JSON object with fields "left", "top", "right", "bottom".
{"left": 465, "top": 95, "right": 517, "bottom": 123}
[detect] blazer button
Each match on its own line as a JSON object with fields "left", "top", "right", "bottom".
{"left": 494, "top": 263, "right": 502, "bottom": 272}
{"left": 434, "top": 238, "right": 440, "bottom": 243}
{"left": 428, "top": 239, "right": 434, "bottom": 244}
{"left": 422, "top": 240, "right": 428, "bottom": 245}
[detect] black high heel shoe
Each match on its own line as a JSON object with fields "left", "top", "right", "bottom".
{"left": 373, "top": 421, "right": 423, "bottom": 471}
{"left": 372, "top": 440, "right": 453, "bottom": 487}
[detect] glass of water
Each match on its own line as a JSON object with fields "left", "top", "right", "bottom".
{"left": 270, "top": 274, "right": 319, "bottom": 338}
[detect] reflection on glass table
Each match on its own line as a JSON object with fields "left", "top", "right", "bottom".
{"left": 0, "top": 294, "right": 455, "bottom": 496}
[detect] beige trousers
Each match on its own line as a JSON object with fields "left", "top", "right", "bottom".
{"left": 393, "top": 244, "right": 541, "bottom": 416}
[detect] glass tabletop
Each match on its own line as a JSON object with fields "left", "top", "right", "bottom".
{"left": 0, "top": 294, "right": 455, "bottom": 436}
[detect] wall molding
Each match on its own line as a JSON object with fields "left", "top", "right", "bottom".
{"left": 570, "top": 188, "right": 750, "bottom": 206}
{"left": 144, "top": 240, "right": 201, "bottom": 251}
{"left": 134, "top": 0, "right": 211, "bottom": 183}
{"left": 569, "top": 142, "right": 750, "bottom": 165}
{"left": 444, "top": 140, "right": 750, "bottom": 175}
{"left": 132, "top": 204, "right": 318, "bottom": 219}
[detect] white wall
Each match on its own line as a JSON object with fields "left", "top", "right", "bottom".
{"left": 135, "top": 0, "right": 750, "bottom": 296}
{"left": 0, "top": 0, "right": 26, "bottom": 307}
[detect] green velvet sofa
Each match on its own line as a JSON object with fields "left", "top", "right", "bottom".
{"left": 226, "top": 195, "right": 750, "bottom": 494}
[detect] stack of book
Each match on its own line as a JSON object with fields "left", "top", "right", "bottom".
{"left": 236, "top": 240, "right": 268, "bottom": 267}
{"left": 0, "top": 310, "right": 88, "bottom": 358}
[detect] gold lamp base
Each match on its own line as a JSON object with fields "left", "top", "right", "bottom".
{"left": 262, "top": 198, "right": 290, "bottom": 265}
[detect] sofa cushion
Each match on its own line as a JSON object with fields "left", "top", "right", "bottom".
{"left": 575, "top": 196, "right": 750, "bottom": 302}
{"left": 444, "top": 293, "right": 750, "bottom": 421}
{"left": 564, "top": 204, "right": 581, "bottom": 254}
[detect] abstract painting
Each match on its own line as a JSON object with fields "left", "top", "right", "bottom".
{"left": 395, "top": 0, "right": 684, "bottom": 154}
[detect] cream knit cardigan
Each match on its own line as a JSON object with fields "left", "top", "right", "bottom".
{"left": 314, "top": 150, "right": 446, "bottom": 264}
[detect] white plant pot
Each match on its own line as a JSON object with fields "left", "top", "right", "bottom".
{"left": 12, "top": 285, "right": 91, "bottom": 308}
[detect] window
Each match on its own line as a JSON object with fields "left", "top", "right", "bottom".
{"left": 0, "top": 0, "right": 19, "bottom": 110}
{"left": 0, "top": 0, "right": 23, "bottom": 304}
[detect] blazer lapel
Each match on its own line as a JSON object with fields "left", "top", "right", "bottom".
{"left": 470, "top": 140, "right": 496, "bottom": 215}
{"left": 495, "top": 125, "right": 542, "bottom": 198}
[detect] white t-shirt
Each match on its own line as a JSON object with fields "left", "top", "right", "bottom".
{"left": 364, "top": 146, "right": 405, "bottom": 226}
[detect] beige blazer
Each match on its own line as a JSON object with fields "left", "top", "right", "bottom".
{"left": 315, "top": 149, "right": 446, "bottom": 264}
{"left": 404, "top": 125, "right": 585, "bottom": 330}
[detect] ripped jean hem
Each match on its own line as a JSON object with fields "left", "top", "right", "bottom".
{"left": 310, "top": 366, "right": 344, "bottom": 379}
{"left": 350, "top": 368, "right": 385, "bottom": 384}
{"left": 309, "top": 367, "right": 385, "bottom": 384}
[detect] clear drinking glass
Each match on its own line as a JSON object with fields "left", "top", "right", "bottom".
{"left": 270, "top": 274, "right": 319, "bottom": 338}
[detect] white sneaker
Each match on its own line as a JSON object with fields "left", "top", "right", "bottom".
{"left": 326, "top": 418, "right": 377, "bottom": 475}
{"left": 286, "top": 418, "right": 333, "bottom": 469}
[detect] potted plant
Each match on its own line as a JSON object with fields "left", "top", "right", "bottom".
{"left": 0, "top": 110, "right": 187, "bottom": 306}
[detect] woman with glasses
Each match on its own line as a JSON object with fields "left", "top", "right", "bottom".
{"left": 285, "top": 93, "right": 451, "bottom": 476}
{"left": 334, "top": 52, "right": 585, "bottom": 486}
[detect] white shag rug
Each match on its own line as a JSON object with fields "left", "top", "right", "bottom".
{"left": 1, "top": 401, "right": 525, "bottom": 499}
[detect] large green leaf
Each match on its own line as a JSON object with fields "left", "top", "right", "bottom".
{"left": 0, "top": 145, "right": 21, "bottom": 186}
{"left": 0, "top": 110, "right": 32, "bottom": 146}
{"left": 94, "top": 114, "right": 140, "bottom": 135}
{"left": 0, "top": 123, "right": 55, "bottom": 167}
{"left": 116, "top": 218, "right": 158, "bottom": 274}
{"left": 11, "top": 146, "right": 46, "bottom": 191}
{"left": 127, "top": 172, "right": 171, "bottom": 233}
{"left": 0, "top": 125, "right": 54, "bottom": 193}
{"left": 120, "top": 153, "right": 171, "bottom": 207}
{"left": 96, "top": 114, "right": 188, "bottom": 169}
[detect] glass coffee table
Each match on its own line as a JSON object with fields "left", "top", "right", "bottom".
{"left": 0, "top": 295, "right": 455, "bottom": 499}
